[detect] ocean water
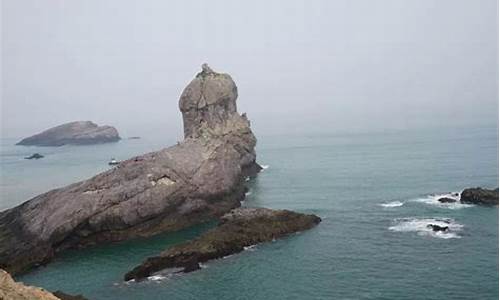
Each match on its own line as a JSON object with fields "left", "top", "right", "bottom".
{"left": 0, "top": 126, "right": 498, "bottom": 300}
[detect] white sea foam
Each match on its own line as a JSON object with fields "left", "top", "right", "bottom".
{"left": 244, "top": 244, "right": 257, "bottom": 251}
{"left": 379, "top": 201, "right": 404, "bottom": 208}
{"left": 245, "top": 191, "right": 252, "bottom": 196}
{"left": 200, "top": 263, "right": 208, "bottom": 269}
{"left": 389, "top": 217, "right": 463, "bottom": 239}
{"left": 411, "top": 192, "right": 473, "bottom": 210}
{"left": 147, "top": 275, "right": 166, "bottom": 281}
{"left": 261, "top": 165, "right": 269, "bottom": 170}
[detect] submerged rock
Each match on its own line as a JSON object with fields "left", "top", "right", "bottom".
{"left": 460, "top": 187, "right": 498, "bottom": 206}
{"left": 16, "top": 121, "right": 120, "bottom": 146}
{"left": 0, "top": 65, "right": 261, "bottom": 275}
{"left": 24, "top": 153, "right": 44, "bottom": 160}
{"left": 124, "top": 208, "right": 321, "bottom": 281}
{"left": 437, "top": 197, "right": 456, "bottom": 203}
{"left": 52, "top": 291, "right": 88, "bottom": 300}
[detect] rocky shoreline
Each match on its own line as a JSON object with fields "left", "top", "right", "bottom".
{"left": 124, "top": 207, "right": 321, "bottom": 281}
{"left": 0, "top": 269, "right": 87, "bottom": 300}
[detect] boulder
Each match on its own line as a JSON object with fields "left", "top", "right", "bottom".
{"left": 460, "top": 187, "right": 499, "bottom": 206}
{"left": 16, "top": 121, "right": 120, "bottom": 146}
{"left": 0, "top": 65, "right": 261, "bottom": 275}
{"left": 124, "top": 208, "right": 321, "bottom": 281}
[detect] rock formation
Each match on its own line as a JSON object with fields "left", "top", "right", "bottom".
{"left": 0, "top": 269, "right": 59, "bottom": 300}
{"left": 0, "top": 65, "right": 261, "bottom": 275}
{"left": 426, "top": 224, "right": 448, "bottom": 232}
{"left": 16, "top": 121, "right": 120, "bottom": 146}
{"left": 437, "top": 197, "right": 456, "bottom": 203}
{"left": 460, "top": 187, "right": 498, "bottom": 205}
{"left": 124, "top": 208, "right": 321, "bottom": 281}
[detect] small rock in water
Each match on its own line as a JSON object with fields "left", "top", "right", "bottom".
{"left": 427, "top": 224, "right": 448, "bottom": 232}
{"left": 24, "top": 153, "right": 44, "bottom": 160}
{"left": 437, "top": 197, "right": 456, "bottom": 203}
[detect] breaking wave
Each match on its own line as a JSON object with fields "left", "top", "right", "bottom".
{"left": 379, "top": 201, "right": 404, "bottom": 208}
{"left": 389, "top": 217, "right": 463, "bottom": 239}
{"left": 411, "top": 192, "right": 473, "bottom": 210}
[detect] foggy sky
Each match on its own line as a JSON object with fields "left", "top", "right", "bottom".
{"left": 1, "top": 0, "right": 498, "bottom": 139}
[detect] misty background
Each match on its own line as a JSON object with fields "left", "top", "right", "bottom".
{"left": 1, "top": 0, "right": 498, "bottom": 140}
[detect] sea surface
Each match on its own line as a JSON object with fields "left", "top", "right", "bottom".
{"left": 0, "top": 126, "right": 498, "bottom": 300}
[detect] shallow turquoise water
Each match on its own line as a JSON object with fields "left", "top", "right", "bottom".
{"left": 1, "top": 126, "right": 498, "bottom": 299}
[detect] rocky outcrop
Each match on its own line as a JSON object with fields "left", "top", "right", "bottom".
{"left": 0, "top": 269, "right": 56, "bottom": 300}
{"left": 124, "top": 208, "right": 321, "bottom": 281}
{"left": 0, "top": 269, "right": 87, "bottom": 300}
{"left": 0, "top": 65, "right": 261, "bottom": 275}
{"left": 460, "top": 187, "right": 498, "bottom": 205}
{"left": 16, "top": 121, "right": 120, "bottom": 146}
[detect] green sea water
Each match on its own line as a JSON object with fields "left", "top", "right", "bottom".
{"left": 1, "top": 126, "right": 498, "bottom": 300}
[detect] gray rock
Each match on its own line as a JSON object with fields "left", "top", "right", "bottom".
{"left": 0, "top": 65, "right": 261, "bottom": 275}
{"left": 16, "top": 121, "right": 120, "bottom": 146}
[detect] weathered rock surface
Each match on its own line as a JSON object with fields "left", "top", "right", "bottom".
{"left": 124, "top": 207, "right": 321, "bottom": 281}
{"left": 0, "top": 269, "right": 57, "bottom": 300}
{"left": 16, "top": 121, "right": 120, "bottom": 146}
{"left": 0, "top": 65, "right": 261, "bottom": 275}
{"left": 460, "top": 187, "right": 498, "bottom": 206}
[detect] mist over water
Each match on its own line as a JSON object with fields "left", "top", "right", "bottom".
{"left": 1, "top": 0, "right": 498, "bottom": 138}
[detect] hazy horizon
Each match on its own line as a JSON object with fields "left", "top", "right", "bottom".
{"left": 1, "top": 0, "right": 498, "bottom": 140}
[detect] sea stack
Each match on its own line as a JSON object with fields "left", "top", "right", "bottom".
{"left": 0, "top": 65, "right": 261, "bottom": 275}
{"left": 16, "top": 121, "right": 120, "bottom": 146}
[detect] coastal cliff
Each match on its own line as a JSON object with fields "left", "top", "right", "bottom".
{"left": 16, "top": 121, "right": 120, "bottom": 146}
{"left": 0, "top": 65, "right": 261, "bottom": 275}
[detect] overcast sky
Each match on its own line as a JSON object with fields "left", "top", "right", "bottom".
{"left": 1, "top": 0, "right": 498, "bottom": 139}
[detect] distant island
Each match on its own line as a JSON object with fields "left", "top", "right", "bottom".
{"left": 16, "top": 121, "right": 120, "bottom": 146}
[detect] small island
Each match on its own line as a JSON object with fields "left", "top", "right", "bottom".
{"left": 16, "top": 121, "right": 120, "bottom": 147}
